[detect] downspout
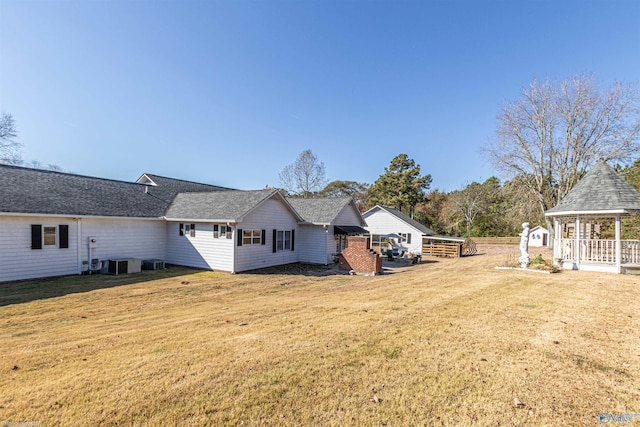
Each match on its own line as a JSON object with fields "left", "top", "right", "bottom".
{"left": 76, "top": 218, "right": 82, "bottom": 275}
{"left": 575, "top": 215, "right": 581, "bottom": 270}
{"left": 324, "top": 225, "right": 329, "bottom": 265}
{"left": 615, "top": 215, "right": 621, "bottom": 274}
{"left": 230, "top": 221, "right": 236, "bottom": 273}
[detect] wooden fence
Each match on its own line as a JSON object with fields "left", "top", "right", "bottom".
{"left": 472, "top": 237, "right": 520, "bottom": 245}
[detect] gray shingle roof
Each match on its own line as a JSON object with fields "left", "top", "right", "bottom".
{"left": 165, "top": 189, "right": 301, "bottom": 222}
{"left": 138, "top": 173, "right": 233, "bottom": 193}
{"left": 545, "top": 160, "right": 640, "bottom": 216}
{"left": 0, "top": 164, "right": 169, "bottom": 217}
{"left": 364, "top": 205, "right": 435, "bottom": 235}
{"left": 286, "top": 197, "right": 364, "bottom": 225}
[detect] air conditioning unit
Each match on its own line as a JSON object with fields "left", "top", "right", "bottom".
{"left": 108, "top": 259, "right": 141, "bottom": 275}
{"left": 142, "top": 259, "right": 165, "bottom": 270}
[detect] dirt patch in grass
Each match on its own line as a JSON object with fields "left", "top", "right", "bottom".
{"left": 1, "top": 245, "right": 638, "bottom": 426}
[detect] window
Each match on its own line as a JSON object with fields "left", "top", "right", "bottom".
{"left": 273, "top": 229, "right": 295, "bottom": 252}
{"left": 44, "top": 226, "right": 57, "bottom": 246}
{"left": 179, "top": 223, "right": 196, "bottom": 237}
{"left": 31, "top": 224, "right": 69, "bottom": 250}
{"left": 242, "top": 229, "right": 262, "bottom": 245}
{"left": 371, "top": 234, "right": 392, "bottom": 249}
{"left": 398, "top": 233, "right": 412, "bottom": 244}
{"left": 214, "top": 225, "right": 232, "bottom": 239}
{"left": 276, "top": 230, "right": 291, "bottom": 251}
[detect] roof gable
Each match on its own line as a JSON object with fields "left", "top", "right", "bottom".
{"left": 165, "top": 189, "right": 303, "bottom": 222}
{"left": 363, "top": 205, "right": 435, "bottom": 235}
{"left": 286, "top": 197, "right": 365, "bottom": 225}
{"left": 545, "top": 160, "right": 640, "bottom": 216}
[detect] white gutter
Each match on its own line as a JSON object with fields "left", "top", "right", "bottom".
{"left": 544, "top": 209, "right": 634, "bottom": 217}
{"left": 0, "top": 212, "right": 165, "bottom": 221}
{"left": 163, "top": 216, "right": 237, "bottom": 224}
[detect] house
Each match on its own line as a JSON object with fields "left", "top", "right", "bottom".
{"left": 545, "top": 160, "right": 640, "bottom": 274}
{"left": 0, "top": 164, "right": 366, "bottom": 282}
{"left": 286, "top": 197, "right": 368, "bottom": 264}
{"left": 362, "top": 205, "right": 435, "bottom": 255}
{"left": 528, "top": 226, "right": 549, "bottom": 247}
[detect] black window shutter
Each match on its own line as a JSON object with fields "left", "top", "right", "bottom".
{"left": 291, "top": 229, "right": 295, "bottom": 251}
{"left": 261, "top": 229, "right": 266, "bottom": 245}
{"left": 59, "top": 225, "right": 69, "bottom": 249}
{"left": 179, "top": 223, "right": 184, "bottom": 236}
{"left": 31, "top": 224, "right": 42, "bottom": 250}
{"left": 191, "top": 224, "right": 196, "bottom": 237}
{"left": 272, "top": 229, "right": 277, "bottom": 253}
{"left": 407, "top": 233, "right": 412, "bottom": 244}
{"left": 237, "top": 229, "right": 243, "bottom": 246}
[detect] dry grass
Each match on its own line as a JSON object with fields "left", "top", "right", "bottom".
{"left": 1, "top": 246, "right": 639, "bottom": 426}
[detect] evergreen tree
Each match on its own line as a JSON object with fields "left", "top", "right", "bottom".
{"left": 367, "top": 154, "right": 431, "bottom": 216}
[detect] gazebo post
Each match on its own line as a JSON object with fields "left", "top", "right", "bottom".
{"left": 575, "top": 215, "right": 581, "bottom": 269}
{"left": 553, "top": 218, "right": 561, "bottom": 263}
{"left": 615, "top": 215, "right": 621, "bottom": 273}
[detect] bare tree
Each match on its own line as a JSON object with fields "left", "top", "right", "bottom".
{"left": 0, "top": 112, "right": 21, "bottom": 165}
{"left": 484, "top": 73, "right": 640, "bottom": 239}
{"left": 449, "top": 182, "right": 488, "bottom": 237}
{"left": 279, "top": 149, "right": 327, "bottom": 198}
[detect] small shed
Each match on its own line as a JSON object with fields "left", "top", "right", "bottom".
{"left": 422, "top": 236, "right": 477, "bottom": 258}
{"left": 528, "top": 226, "right": 549, "bottom": 247}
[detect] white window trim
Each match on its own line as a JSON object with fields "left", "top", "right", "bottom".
{"left": 43, "top": 225, "right": 58, "bottom": 248}
{"left": 276, "top": 230, "right": 292, "bottom": 251}
{"left": 242, "top": 229, "right": 262, "bottom": 245}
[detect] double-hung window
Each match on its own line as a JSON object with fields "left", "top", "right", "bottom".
{"left": 31, "top": 224, "right": 69, "bottom": 249}
{"left": 179, "top": 223, "right": 196, "bottom": 237}
{"left": 213, "top": 225, "right": 233, "bottom": 239}
{"left": 276, "top": 230, "right": 291, "bottom": 251}
{"left": 273, "top": 229, "right": 295, "bottom": 252}
{"left": 398, "top": 233, "right": 412, "bottom": 244}
{"left": 43, "top": 226, "right": 57, "bottom": 246}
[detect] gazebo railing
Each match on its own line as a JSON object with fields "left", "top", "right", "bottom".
{"left": 621, "top": 240, "right": 640, "bottom": 264}
{"left": 557, "top": 239, "right": 640, "bottom": 264}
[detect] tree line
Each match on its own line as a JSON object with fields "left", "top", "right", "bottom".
{"left": 3, "top": 73, "right": 639, "bottom": 238}
{"left": 280, "top": 73, "right": 640, "bottom": 238}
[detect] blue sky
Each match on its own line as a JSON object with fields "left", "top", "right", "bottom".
{"left": 1, "top": 0, "right": 639, "bottom": 192}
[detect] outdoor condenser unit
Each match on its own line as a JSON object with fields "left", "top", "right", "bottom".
{"left": 142, "top": 259, "right": 165, "bottom": 270}
{"left": 107, "top": 259, "right": 142, "bottom": 275}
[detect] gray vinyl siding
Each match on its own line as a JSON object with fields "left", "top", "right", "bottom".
{"left": 165, "top": 222, "right": 234, "bottom": 272}
{"left": 80, "top": 218, "right": 166, "bottom": 264}
{"left": 234, "top": 199, "right": 300, "bottom": 272}
{"left": 0, "top": 216, "right": 166, "bottom": 283}
{"left": 297, "top": 225, "right": 329, "bottom": 264}
{"left": 298, "top": 203, "right": 366, "bottom": 265}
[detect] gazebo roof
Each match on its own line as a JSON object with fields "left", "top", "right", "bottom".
{"left": 545, "top": 160, "right": 640, "bottom": 217}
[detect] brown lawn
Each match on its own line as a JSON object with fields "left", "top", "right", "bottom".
{"left": 1, "top": 245, "right": 638, "bottom": 426}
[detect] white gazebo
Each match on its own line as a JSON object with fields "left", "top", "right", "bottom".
{"left": 545, "top": 160, "right": 640, "bottom": 274}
